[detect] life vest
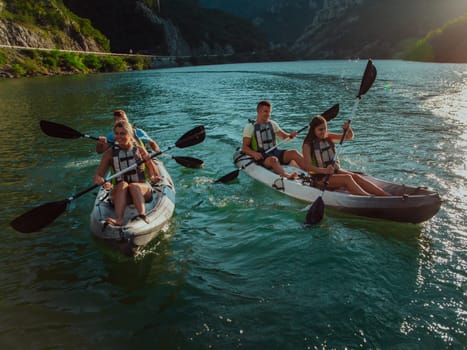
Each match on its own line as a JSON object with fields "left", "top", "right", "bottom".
{"left": 112, "top": 143, "right": 146, "bottom": 183}
{"left": 311, "top": 138, "right": 340, "bottom": 170}
{"left": 251, "top": 121, "right": 276, "bottom": 152}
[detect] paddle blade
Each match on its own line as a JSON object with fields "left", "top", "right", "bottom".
{"left": 40, "top": 120, "right": 83, "bottom": 139}
{"left": 215, "top": 169, "right": 240, "bottom": 184}
{"left": 322, "top": 104, "right": 339, "bottom": 121}
{"left": 172, "top": 156, "right": 204, "bottom": 168}
{"left": 10, "top": 200, "right": 69, "bottom": 233}
{"left": 357, "top": 59, "right": 377, "bottom": 98}
{"left": 305, "top": 196, "right": 325, "bottom": 226}
{"left": 175, "top": 125, "right": 205, "bottom": 148}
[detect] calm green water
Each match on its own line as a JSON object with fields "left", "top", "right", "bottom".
{"left": 0, "top": 60, "right": 465, "bottom": 349}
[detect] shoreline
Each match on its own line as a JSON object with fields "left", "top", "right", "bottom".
{"left": 0, "top": 46, "right": 296, "bottom": 79}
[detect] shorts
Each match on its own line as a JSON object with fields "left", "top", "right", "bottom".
{"left": 261, "top": 149, "right": 286, "bottom": 164}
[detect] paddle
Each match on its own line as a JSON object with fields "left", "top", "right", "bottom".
{"left": 10, "top": 125, "right": 206, "bottom": 233}
{"left": 40, "top": 120, "right": 204, "bottom": 168}
{"left": 305, "top": 59, "right": 377, "bottom": 226}
{"left": 162, "top": 154, "right": 204, "bottom": 168}
{"left": 214, "top": 104, "right": 340, "bottom": 184}
{"left": 40, "top": 120, "right": 100, "bottom": 141}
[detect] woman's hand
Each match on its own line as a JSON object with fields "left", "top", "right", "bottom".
{"left": 94, "top": 174, "right": 105, "bottom": 186}
{"left": 342, "top": 121, "right": 351, "bottom": 131}
{"left": 137, "top": 145, "right": 151, "bottom": 162}
{"left": 150, "top": 175, "right": 162, "bottom": 184}
{"left": 324, "top": 164, "right": 335, "bottom": 175}
{"left": 97, "top": 136, "right": 107, "bottom": 145}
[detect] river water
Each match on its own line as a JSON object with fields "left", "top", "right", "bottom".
{"left": 0, "top": 60, "right": 465, "bottom": 349}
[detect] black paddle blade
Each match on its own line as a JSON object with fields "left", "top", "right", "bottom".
{"left": 322, "top": 104, "right": 339, "bottom": 122}
{"left": 305, "top": 196, "right": 325, "bottom": 226}
{"left": 175, "top": 125, "right": 205, "bottom": 148}
{"left": 357, "top": 59, "right": 377, "bottom": 98}
{"left": 10, "top": 200, "right": 69, "bottom": 233}
{"left": 40, "top": 120, "right": 83, "bottom": 139}
{"left": 215, "top": 169, "right": 240, "bottom": 184}
{"left": 173, "top": 156, "right": 204, "bottom": 168}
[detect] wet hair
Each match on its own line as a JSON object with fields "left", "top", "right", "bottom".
{"left": 257, "top": 100, "right": 271, "bottom": 111}
{"left": 303, "top": 115, "right": 327, "bottom": 145}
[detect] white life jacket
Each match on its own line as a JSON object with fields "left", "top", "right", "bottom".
{"left": 252, "top": 121, "right": 276, "bottom": 152}
{"left": 312, "top": 138, "right": 340, "bottom": 170}
{"left": 112, "top": 143, "right": 146, "bottom": 183}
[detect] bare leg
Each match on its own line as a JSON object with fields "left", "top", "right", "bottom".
{"left": 128, "top": 183, "right": 152, "bottom": 216}
{"left": 264, "top": 156, "right": 298, "bottom": 179}
{"left": 283, "top": 149, "right": 305, "bottom": 170}
{"left": 339, "top": 170, "right": 389, "bottom": 196}
{"left": 327, "top": 174, "right": 371, "bottom": 195}
{"left": 110, "top": 181, "right": 129, "bottom": 225}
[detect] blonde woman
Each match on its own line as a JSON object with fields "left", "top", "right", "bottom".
{"left": 93, "top": 120, "right": 161, "bottom": 225}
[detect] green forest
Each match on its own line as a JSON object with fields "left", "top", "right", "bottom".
{"left": 403, "top": 13, "right": 467, "bottom": 62}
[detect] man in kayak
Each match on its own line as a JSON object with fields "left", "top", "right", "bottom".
{"left": 242, "top": 100, "right": 304, "bottom": 179}
{"left": 96, "top": 109, "right": 160, "bottom": 154}
{"left": 301, "top": 115, "right": 389, "bottom": 195}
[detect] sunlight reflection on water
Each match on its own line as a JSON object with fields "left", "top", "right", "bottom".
{"left": 0, "top": 60, "right": 466, "bottom": 349}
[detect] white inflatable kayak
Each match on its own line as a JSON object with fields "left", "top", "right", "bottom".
{"left": 90, "top": 159, "right": 175, "bottom": 255}
{"left": 233, "top": 150, "right": 441, "bottom": 224}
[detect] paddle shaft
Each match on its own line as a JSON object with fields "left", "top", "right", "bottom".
{"left": 305, "top": 60, "right": 377, "bottom": 226}
{"left": 66, "top": 149, "right": 166, "bottom": 203}
{"left": 10, "top": 125, "right": 205, "bottom": 233}
{"left": 319, "top": 118, "right": 353, "bottom": 195}
{"left": 83, "top": 134, "right": 100, "bottom": 142}
{"left": 318, "top": 61, "right": 375, "bottom": 194}
{"left": 68, "top": 123, "right": 205, "bottom": 202}
{"left": 215, "top": 104, "right": 339, "bottom": 184}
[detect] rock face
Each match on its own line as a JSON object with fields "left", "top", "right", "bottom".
{"left": 0, "top": 0, "right": 106, "bottom": 52}
{"left": 0, "top": 19, "right": 105, "bottom": 51}
{"left": 200, "top": 0, "right": 467, "bottom": 59}
{"left": 132, "top": 1, "right": 193, "bottom": 56}
{"left": 292, "top": 0, "right": 363, "bottom": 58}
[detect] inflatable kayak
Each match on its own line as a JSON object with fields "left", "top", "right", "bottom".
{"left": 90, "top": 159, "right": 175, "bottom": 255}
{"left": 233, "top": 150, "right": 441, "bottom": 224}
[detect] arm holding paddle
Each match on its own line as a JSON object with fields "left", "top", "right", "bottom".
{"left": 241, "top": 101, "right": 303, "bottom": 179}
{"left": 302, "top": 120, "right": 353, "bottom": 175}
{"left": 305, "top": 60, "right": 388, "bottom": 226}
{"left": 40, "top": 119, "right": 204, "bottom": 169}
{"left": 11, "top": 125, "right": 206, "bottom": 233}
{"left": 94, "top": 120, "right": 160, "bottom": 226}
{"left": 96, "top": 109, "right": 161, "bottom": 154}
{"left": 242, "top": 128, "right": 299, "bottom": 161}
{"left": 302, "top": 115, "right": 387, "bottom": 197}
{"left": 214, "top": 104, "right": 340, "bottom": 184}
{"left": 96, "top": 134, "right": 112, "bottom": 154}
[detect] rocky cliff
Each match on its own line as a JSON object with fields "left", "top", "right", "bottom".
{"left": 201, "top": 0, "right": 467, "bottom": 59}
{"left": 0, "top": 0, "right": 108, "bottom": 52}
{"left": 0, "top": 19, "right": 105, "bottom": 52}
{"left": 63, "top": 0, "right": 266, "bottom": 56}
